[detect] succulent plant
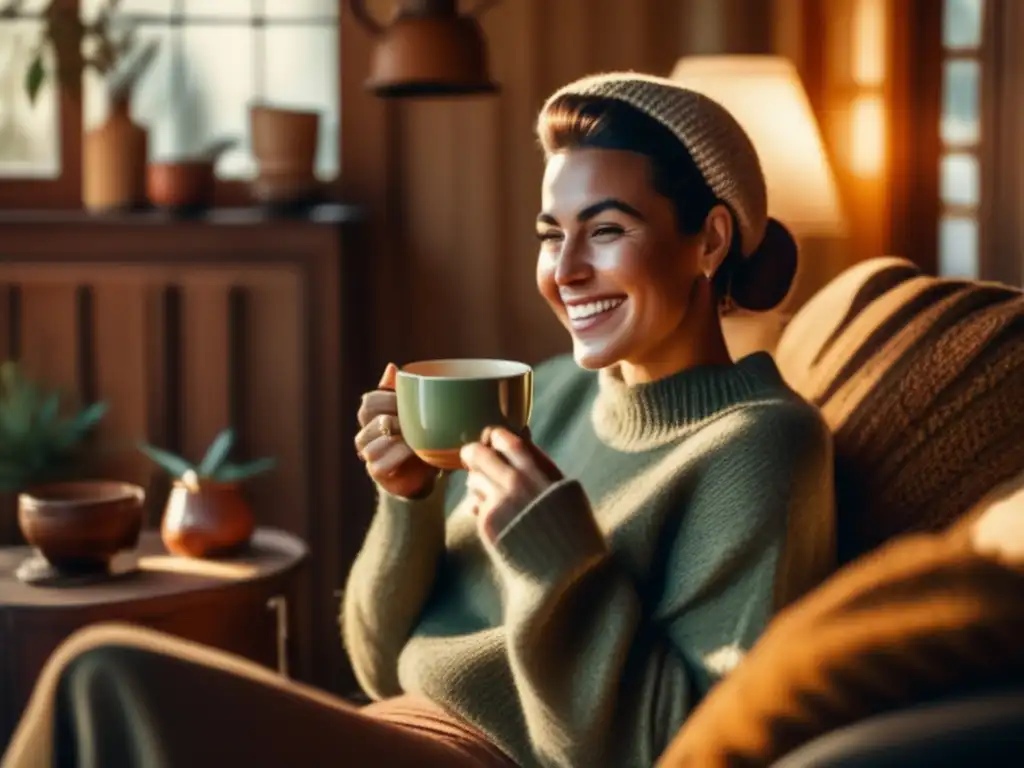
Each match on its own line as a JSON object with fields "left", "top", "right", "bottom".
{"left": 139, "top": 428, "right": 276, "bottom": 491}
{"left": 0, "top": 361, "right": 109, "bottom": 492}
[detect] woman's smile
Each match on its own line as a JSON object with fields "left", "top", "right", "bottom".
{"left": 564, "top": 295, "right": 627, "bottom": 332}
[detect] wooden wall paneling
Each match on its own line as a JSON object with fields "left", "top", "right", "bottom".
{"left": 181, "top": 276, "right": 232, "bottom": 468}
{"left": 91, "top": 276, "right": 154, "bottom": 497}
{"left": 400, "top": 99, "right": 461, "bottom": 360}
{"left": 452, "top": 94, "right": 503, "bottom": 357}
{"left": 593, "top": 0, "right": 660, "bottom": 73}
{"left": 339, "top": 9, "right": 401, "bottom": 370}
{"left": 17, "top": 283, "right": 80, "bottom": 403}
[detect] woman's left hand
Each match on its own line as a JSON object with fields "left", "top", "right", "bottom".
{"left": 460, "top": 426, "right": 563, "bottom": 540}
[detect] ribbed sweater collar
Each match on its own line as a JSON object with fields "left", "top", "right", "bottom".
{"left": 591, "top": 352, "right": 785, "bottom": 450}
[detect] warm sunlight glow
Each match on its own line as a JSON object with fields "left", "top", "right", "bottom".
{"left": 852, "top": 0, "right": 886, "bottom": 86}
{"left": 849, "top": 93, "right": 885, "bottom": 178}
{"left": 671, "top": 55, "right": 847, "bottom": 238}
{"left": 139, "top": 555, "right": 260, "bottom": 581}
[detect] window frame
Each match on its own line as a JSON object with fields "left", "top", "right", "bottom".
{"left": 0, "top": 0, "right": 342, "bottom": 209}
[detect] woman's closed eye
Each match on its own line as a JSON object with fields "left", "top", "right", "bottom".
{"left": 536, "top": 229, "right": 564, "bottom": 246}
{"left": 591, "top": 224, "right": 625, "bottom": 242}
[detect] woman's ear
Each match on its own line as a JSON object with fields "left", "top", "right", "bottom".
{"left": 699, "top": 205, "right": 732, "bottom": 278}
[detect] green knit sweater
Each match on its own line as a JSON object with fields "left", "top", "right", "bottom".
{"left": 341, "top": 352, "right": 836, "bottom": 768}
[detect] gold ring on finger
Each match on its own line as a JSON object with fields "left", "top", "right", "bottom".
{"left": 378, "top": 414, "right": 392, "bottom": 439}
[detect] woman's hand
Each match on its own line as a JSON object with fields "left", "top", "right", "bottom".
{"left": 460, "top": 426, "right": 563, "bottom": 540}
{"left": 354, "top": 363, "right": 438, "bottom": 500}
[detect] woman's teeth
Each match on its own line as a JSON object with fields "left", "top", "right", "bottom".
{"left": 567, "top": 298, "right": 625, "bottom": 321}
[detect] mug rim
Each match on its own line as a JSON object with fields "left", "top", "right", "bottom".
{"left": 398, "top": 358, "right": 532, "bottom": 381}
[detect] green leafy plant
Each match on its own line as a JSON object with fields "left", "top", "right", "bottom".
{"left": 139, "top": 428, "right": 276, "bottom": 489}
{"left": 1, "top": 0, "right": 160, "bottom": 105}
{"left": 0, "top": 361, "right": 109, "bottom": 492}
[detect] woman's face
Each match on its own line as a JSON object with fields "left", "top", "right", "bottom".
{"left": 536, "top": 147, "right": 713, "bottom": 373}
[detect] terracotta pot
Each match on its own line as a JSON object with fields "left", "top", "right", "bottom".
{"left": 18, "top": 481, "right": 145, "bottom": 572}
{"left": 249, "top": 105, "right": 321, "bottom": 206}
{"left": 146, "top": 161, "right": 215, "bottom": 212}
{"left": 83, "top": 100, "right": 149, "bottom": 212}
{"left": 161, "top": 480, "right": 255, "bottom": 559}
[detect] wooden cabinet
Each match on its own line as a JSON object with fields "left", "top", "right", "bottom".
{"left": 0, "top": 207, "right": 377, "bottom": 700}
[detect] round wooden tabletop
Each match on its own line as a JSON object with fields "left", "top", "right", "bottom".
{"left": 0, "top": 528, "right": 308, "bottom": 609}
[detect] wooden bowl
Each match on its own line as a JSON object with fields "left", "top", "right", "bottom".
{"left": 18, "top": 481, "right": 145, "bottom": 574}
{"left": 146, "top": 161, "right": 216, "bottom": 212}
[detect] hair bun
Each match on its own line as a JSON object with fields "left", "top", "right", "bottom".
{"left": 728, "top": 218, "right": 798, "bottom": 312}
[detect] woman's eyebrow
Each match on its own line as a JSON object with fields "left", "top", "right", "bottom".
{"left": 536, "top": 198, "right": 646, "bottom": 226}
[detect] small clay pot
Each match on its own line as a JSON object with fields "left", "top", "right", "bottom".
{"left": 161, "top": 480, "right": 255, "bottom": 559}
{"left": 147, "top": 161, "right": 215, "bottom": 212}
{"left": 18, "top": 481, "right": 145, "bottom": 573}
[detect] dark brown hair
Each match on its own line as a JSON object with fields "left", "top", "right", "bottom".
{"left": 538, "top": 94, "right": 797, "bottom": 312}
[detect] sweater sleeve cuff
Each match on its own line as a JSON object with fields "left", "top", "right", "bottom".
{"left": 489, "top": 479, "right": 608, "bottom": 582}
{"left": 368, "top": 477, "right": 449, "bottom": 556}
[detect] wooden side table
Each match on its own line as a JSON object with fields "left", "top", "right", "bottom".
{"left": 0, "top": 528, "right": 308, "bottom": 749}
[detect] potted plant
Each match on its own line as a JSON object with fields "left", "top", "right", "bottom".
{"left": 0, "top": 361, "right": 109, "bottom": 545}
{"left": 139, "top": 428, "right": 275, "bottom": 559}
{"left": 1, "top": 0, "right": 161, "bottom": 211}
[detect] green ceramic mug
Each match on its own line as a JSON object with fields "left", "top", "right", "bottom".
{"left": 396, "top": 359, "right": 534, "bottom": 470}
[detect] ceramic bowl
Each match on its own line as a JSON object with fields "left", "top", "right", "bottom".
{"left": 18, "top": 481, "right": 145, "bottom": 573}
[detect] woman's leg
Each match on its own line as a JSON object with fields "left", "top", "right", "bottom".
{"left": 1, "top": 623, "right": 504, "bottom": 768}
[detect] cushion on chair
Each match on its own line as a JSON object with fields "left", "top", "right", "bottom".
{"left": 775, "top": 257, "right": 1024, "bottom": 563}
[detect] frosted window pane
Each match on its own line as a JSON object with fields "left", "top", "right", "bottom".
{"left": 82, "top": 26, "right": 171, "bottom": 134}
{"left": 938, "top": 215, "right": 979, "bottom": 278}
{"left": 941, "top": 59, "right": 980, "bottom": 146}
{"left": 174, "top": 27, "right": 256, "bottom": 177}
{"left": 0, "top": 21, "right": 60, "bottom": 178}
{"left": 265, "top": 0, "right": 338, "bottom": 19}
{"left": 940, "top": 153, "right": 979, "bottom": 207}
{"left": 263, "top": 26, "right": 338, "bottom": 179}
{"left": 943, "top": 0, "right": 984, "bottom": 50}
{"left": 182, "top": 0, "right": 253, "bottom": 17}
{"left": 81, "top": 0, "right": 172, "bottom": 24}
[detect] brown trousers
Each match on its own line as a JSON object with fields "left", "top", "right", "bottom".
{"left": 0, "top": 624, "right": 516, "bottom": 768}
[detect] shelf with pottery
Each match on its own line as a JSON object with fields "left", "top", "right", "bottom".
{"left": 3, "top": 0, "right": 330, "bottom": 214}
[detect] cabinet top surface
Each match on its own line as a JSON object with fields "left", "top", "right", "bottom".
{"left": 0, "top": 528, "right": 308, "bottom": 609}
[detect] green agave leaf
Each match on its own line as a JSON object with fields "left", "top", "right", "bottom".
{"left": 36, "top": 391, "right": 60, "bottom": 430}
{"left": 69, "top": 401, "right": 109, "bottom": 435}
{"left": 213, "top": 457, "right": 276, "bottom": 483}
{"left": 25, "top": 52, "right": 45, "bottom": 105}
{"left": 138, "top": 443, "right": 194, "bottom": 478}
{"left": 197, "top": 428, "right": 235, "bottom": 477}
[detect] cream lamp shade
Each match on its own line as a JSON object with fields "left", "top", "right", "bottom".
{"left": 671, "top": 55, "right": 847, "bottom": 238}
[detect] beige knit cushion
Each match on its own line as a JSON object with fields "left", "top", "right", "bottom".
{"left": 777, "top": 257, "right": 1024, "bottom": 563}
{"left": 538, "top": 72, "right": 767, "bottom": 257}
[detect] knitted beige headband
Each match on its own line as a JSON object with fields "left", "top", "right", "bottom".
{"left": 538, "top": 72, "right": 768, "bottom": 258}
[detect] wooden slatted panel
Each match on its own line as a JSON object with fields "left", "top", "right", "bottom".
{"left": 92, "top": 278, "right": 156, "bottom": 494}
{"left": 241, "top": 271, "right": 306, "bottom": 535}
{"left": 181, "top": 278, "right": 233, "bottom": 469}
{"left": 18, "top": 284, "right": 79, "bottom": 402}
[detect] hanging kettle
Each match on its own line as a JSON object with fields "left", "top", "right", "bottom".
{"left": 349, "top": 0, "right": 500, "bottom": 97}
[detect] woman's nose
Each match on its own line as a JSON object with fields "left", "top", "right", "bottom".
{"left": 554, "top": 240, "right": 592, "bottom": 286}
